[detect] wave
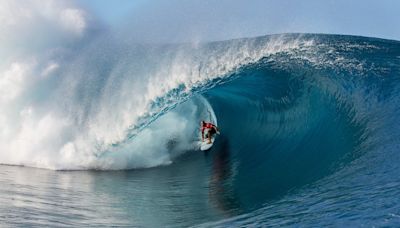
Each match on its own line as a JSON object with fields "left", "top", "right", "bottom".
{"left": 2, "top": 31, "right": 400, "bottom": 225}
{"left": 1, "top": 33, "right": 399, "bottom": 174}
{"left": 0, "top": 31, "right": 314, "bottom": 170}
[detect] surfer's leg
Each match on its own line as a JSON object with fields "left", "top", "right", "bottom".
{"left": 208, "top": 129, "right": 215, "bottom": 144}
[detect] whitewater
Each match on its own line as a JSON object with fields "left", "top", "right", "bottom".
{"left": 1, "top": 2, "right": 400, "bottom": 227}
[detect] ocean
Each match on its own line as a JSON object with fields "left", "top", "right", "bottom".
{"left": 1, "top": 34, "right": 400, "bottom": 227}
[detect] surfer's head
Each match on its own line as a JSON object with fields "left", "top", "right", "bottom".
{"left": 201, "top": 120, "right": 206, "bottom": 126}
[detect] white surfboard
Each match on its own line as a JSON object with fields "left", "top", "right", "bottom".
{"left": 200, "top": 135, "right": 215, "bottom": 151}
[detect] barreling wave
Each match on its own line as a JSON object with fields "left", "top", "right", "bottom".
{"left": 0, "top": 32, "right": 314, "bottom": 170}
{"left": 2, "top": 31, "right": 400, "bottom": 226}
{"left": 1, "top": 33, "right": 399, "bottom": 176}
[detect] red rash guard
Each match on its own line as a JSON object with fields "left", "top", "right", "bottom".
{"left": 201, "top": 123, "right": 214, "bottom": 133}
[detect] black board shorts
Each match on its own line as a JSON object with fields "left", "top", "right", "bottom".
{"left": 208, "top": 127, "right": 216, "bottom": 135}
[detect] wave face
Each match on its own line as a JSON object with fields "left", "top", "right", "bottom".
{"left": 196, "top": 35, "right": 400, "bottom": 226}
{"left": 2, "top": 32, "right": 400, "bottom": 226}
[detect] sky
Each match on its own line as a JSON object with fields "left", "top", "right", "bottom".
{"left": 79, "top": 0, "right": 400, "bottom": 43}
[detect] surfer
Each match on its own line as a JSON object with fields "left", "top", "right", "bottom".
{"left": 201, "top": 120, "right": 219, "bottom": 144}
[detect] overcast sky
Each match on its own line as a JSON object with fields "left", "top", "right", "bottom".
{"left": 81, "top": 0, "right": 400, "bottom": 43}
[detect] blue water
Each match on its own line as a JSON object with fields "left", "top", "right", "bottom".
{"left": 1, "top": 34, "right": 400, "bottom": 227}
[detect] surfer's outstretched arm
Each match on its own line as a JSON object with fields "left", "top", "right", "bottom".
{"left": 214, "top": 126, "right": 220, "bottom": 134}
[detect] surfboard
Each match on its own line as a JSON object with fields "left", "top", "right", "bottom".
{"left": 200, "top": 135, "right": 215, "bottom": 151}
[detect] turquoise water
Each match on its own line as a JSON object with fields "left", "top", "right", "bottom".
{"left": 0, "top": 151, "right": 232, "bottom": 227}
